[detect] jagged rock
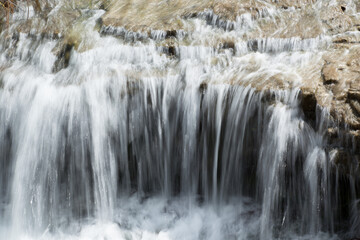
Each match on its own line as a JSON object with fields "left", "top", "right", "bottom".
{"left": 349, "top": 89, "right": 360, "bottom": 102}
{"left": 102, "top": 0, "right": 194, "bottom": 32}
{"left": 301, "top": 90, "right": 317, "bottom": 122}
{"left": 350, "top": 100, "right": 360, "bottom": 118}
{"left": 166, "top": 30, "right": 177, "bottom": 38}
{"left": 220, "top": 40, "right": 235, "bottom": 51}
{"left": 329, "top": 148, "right": 360, "bottom": 175}
{"left": 330, "top": 148, "right": 350, "bottom": 165}
{"left": 327, "top": 128, "right": 339, "bottom": 144}
{"left": 52, "top": 42, "right": 73, "bottom": 73}
{"left": 101, "top": 0, "right": 324, "bottom": 37}
{"left": 158, "top": 38, "right": 178, "bottom": 57}
{"left": 305, "top": 45, "right": 360, "bottom": 130}
{"left": 350, "top": 130, "right": 360, "bottom": 151}
{"left": 2, "top": 0, "right": 360, "bottom": 175}
{"left": 322, "top": 63, "right": 341, "bottom": 84}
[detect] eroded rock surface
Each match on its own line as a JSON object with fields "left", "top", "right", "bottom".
{"left": 1, "top": 0, "right": 360, "bottom": 170}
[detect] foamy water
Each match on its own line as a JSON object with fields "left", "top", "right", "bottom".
{"left": 0, "top": 1, "right": 359, "bottom": 239}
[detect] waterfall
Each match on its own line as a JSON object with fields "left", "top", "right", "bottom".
{"left": 0, "top": 1, "right": 359, "bottom": 240}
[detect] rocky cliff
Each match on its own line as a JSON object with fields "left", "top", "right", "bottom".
{"left": 1, "top": 0, "right": 360, "bottom": 172}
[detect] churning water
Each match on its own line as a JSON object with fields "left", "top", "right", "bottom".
{"left": 0, "top": 2, "right": 359, "bottom": 240}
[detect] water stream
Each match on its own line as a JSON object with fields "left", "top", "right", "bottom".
{"left": 0, "top": 1, "right": 359, "bottom": 239}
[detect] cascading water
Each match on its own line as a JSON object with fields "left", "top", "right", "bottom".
{"left": 0, "top": 1, "right": 359, "bottom": 239}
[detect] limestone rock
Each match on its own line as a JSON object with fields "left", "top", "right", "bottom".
{"left": 1, "top": 0, "right": 360, "bottom": 174}
{"left": 301, "top": 45, "right": 360, "bottom": 131}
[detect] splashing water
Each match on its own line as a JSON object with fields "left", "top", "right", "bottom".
{"left": 0, "top": 1, "right": 359, "bottom": 240}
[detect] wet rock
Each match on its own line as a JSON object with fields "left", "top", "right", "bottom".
{"left": 350, "top": 130, "right": 360, "bottom": 152}
{"left": 199, "top": 82, "right": 208, "bottom": 94}
{"left": 102, "top": 0, "right": 192, "bottom": 32}
{"left": 301, "top": 90, "right": 317, "bottom": 122}
{"left": 322, "top": 63, "right": 340, "bottom": 85}
{"left": 330, "top": 148, "right": 350, "bottom": 166}
{"left": 329, "top": 148, "right": 360, "bottom": 175}
{"left": 158, "top": 38, "right": 178, "bottom": 57}
{"left": 0, "top": 14, "right": 4, "bottom": 33}
{"left": 222, "top": 41, "right": 235, "bottom": 50}
{"left": 159, "top": 45, "right": 177, "bottom": 57}
{"left": 349, "top": 89, "right": 360, "bottom": 102}
{"left": 168, "top": 46, "right": 176, "bottom": 56}
{"left": 52, "top": 43, "right": 73, "bottom": 73}
{"left": 212, "top": 1, "right": 260, "bottom": 21}
{"left": 327, "top": 128, "right": 339, "bottom": 145}
{"left": 333, "top": 32, "right": 360, "bottom": 45}
{"left": 102, "top": 0, "right": 319, "bottom": 36}
{"left": 247, "top": 40, "right": 258, "bottom": 52}
{"left": 166, "top": 30, "right": 177, "bottom": 38}
{"left": 2, "top": 0, "right": 360, "bottom": 177}
{"left": 350, "top": 100, "right": 360, "bottom": 116}
{"left": 95, "top": 17, "right": 104, "bottom": 31}
{"left": 306, "top": 45, "right": 360, "bottom": 131}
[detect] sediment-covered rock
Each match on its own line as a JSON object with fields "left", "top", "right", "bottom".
{"left": 1, "top": 1, "right": 360, "bottom": 239}
{"left": 1, "top": 0, "right": 360, "bottom": 173}
{"left": 304, "top": 45, "right": 360, "bottom": 130}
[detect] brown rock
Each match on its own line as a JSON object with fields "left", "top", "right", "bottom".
{"left": 350, "top": 100, "right": 360, "bottom": 116}
{"left": 330, "top": 149, "right": 350, "bottom": 166}
{"left": 306, "top": 45, "right": 360, "bottom": 131}
{"left": 349, "top": 89, "right": 360, "bottom": 102}
{"left": 322, "top": 63, "right": 341, "bottom": 84}
{"left": 301, "top": 90, "right": 317, "bottom": 121}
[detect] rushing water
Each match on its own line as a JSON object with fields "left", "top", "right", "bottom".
{"left": 0, "top": 2, "right": 359, "bottom": 240}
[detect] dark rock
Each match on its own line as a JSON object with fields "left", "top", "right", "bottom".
{"left": 301, "top": 91, "right": 317, "bottom": 122}
{"left": 168, "top": 46, "right": 176, "bottom": 56}
{"left": 199, "top": 82, "right": 207, "bottom": 94}
{"left": 247, "top": 39, "right": 259, "bottom": 52}
{"left": 324, "top": 79, "right": 339, "bottom": 85}
{"left": 222, "top": 41, "right": 235, "bottom": 50}
{"left": 52, "top": 43, "right": 74, "bottom": 73}
{"left": 329, "top": 149, "right": 360, "bottom": 175}
{"left": 159, "top": 45, "right": 177, "bottom": 57}
{"left": 327, "top": 128, "right": 339, "bottom": 145}
{"left": 350, "top": 130, "right": 360, "bottom": 153}
{"left": 333, "top": 38, "right": 348, "bottom": 44}
{"left": 350, "top": 100, "right": 360, "bottom": 116}
{"left": 331, "top": 148, "right": 350, "bottom": 166}
{"left": 11, "top": 32, "right": 19, "bottom": 41}
{"left": 322, "top": 63, "right": 341, "bottom": 85}
{"left": 166, "top": 30, "right": 177, "bottom": 38}
{"left": 95, "top": 18, "right": 103, "bottom": 30}
{"left": 348, "top": 89, "right": 360, "bottom": 102}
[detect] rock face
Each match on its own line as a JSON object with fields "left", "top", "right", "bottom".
{"left": 320, "top": 46, "right": 360, "bottom": 129}
{"left": 104, "top": 0, "right": 360, "bottom": 171}
{"left": 1, "top": 0, "right": 360, "bottom": 170}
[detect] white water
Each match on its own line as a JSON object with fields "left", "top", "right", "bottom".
{"left": 0, "top": 2, "right": 359, "bottom": 240}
